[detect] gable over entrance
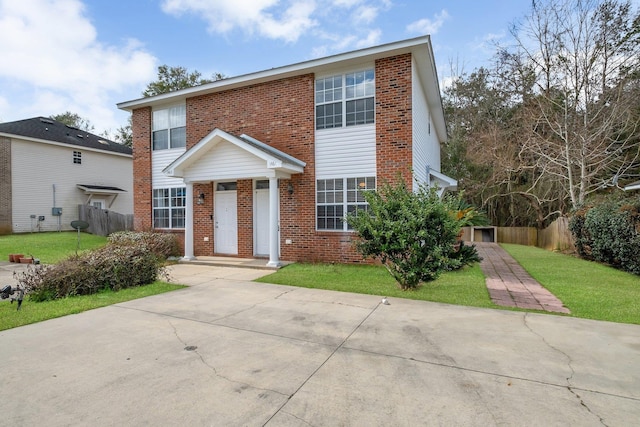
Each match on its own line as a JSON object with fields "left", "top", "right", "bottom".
{"left": 163, "top": 128, "right": 305, "bottom": 267}
{"left": 163, "top": 128, "right": 305, "bottom": 181}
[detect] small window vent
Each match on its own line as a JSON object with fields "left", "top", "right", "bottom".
{"left": 39, "top": 118, "right": 54, "bottom": 124}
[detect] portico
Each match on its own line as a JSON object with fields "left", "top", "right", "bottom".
{"left": 163, "top": 129, "right": 305, "bottom": 267}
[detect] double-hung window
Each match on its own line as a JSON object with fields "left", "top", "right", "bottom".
{"left": 152, "top": 105, "right": 186, "bottom": 150}
{"left": 317, "top": 177, "right": 375, "bottom": 231}
{"left": 153, "top": 187, "right": 185, "bottom": 229}
{"left": 315, "top": 69, "right": 374, "bottom": 130}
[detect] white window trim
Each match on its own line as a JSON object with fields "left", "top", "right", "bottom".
{"left": 152, "top": 104, "right": 186, "bottom": 151}
{"left": 152, "top": 186, "right": 186, "bottom": 229}
{"left": 316, "top": 176, "right": 375, "bottom": 231}
{"left": 315, "top": 67, "right": 375, "bottom": 130}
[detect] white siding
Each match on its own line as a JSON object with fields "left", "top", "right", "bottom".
{"left": 183, "top": 140, "right": 272, "bottom": 182}
{"left": 412, "top": 59, "right": 441, "bottom": 186}
{"left": 315, "top": 124, "right": 376, "bottom": 179}
{"left": 152, "top": 148, "right": 185, "bottom": 188}
{"left": 11, "top": 139, "right": 133, "bottom": 233}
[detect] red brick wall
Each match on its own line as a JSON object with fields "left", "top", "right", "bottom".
{"left": 376, "top": 54, "right": 414, "bottom": 190}
{"left": 132, "top": 53, "right": 415, "bottom": 264}
{"left": 132, "top": 107, "right": 152, "bottom": 231}
{"left": 236, "top": 179, "right": 254, "bottom": 258}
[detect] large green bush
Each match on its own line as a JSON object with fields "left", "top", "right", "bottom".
{"left": 18, "top": 232, "right": 177, "bottom": 301}
{"left": 569, "top": 201, "right": 640, "bottom": 275}
{"left": 346, "top": 179, "right": 480, "bottom": 290}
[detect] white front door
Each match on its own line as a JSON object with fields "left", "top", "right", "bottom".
{"left": 214, "top": 191, "right": 238, "bottom": 255}
{"left": 254, "top": 188, "right": 269, "bottom": 256}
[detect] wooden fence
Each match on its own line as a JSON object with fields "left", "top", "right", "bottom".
{"left": 78, "top": 205, "right": 134, "bottom": 237}
{"left": 463, "top": 217, "right": 575, "bottom": 251}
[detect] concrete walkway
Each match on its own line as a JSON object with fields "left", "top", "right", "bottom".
{"left": 475, "top": 242, "right": 570, "bottom": 314}
{"left": 1, "top": 264, "right": 639, "bottom": 426}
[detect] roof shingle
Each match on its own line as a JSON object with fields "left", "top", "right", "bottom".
{"left": 0, "top": 117, "right": 132, "bottom": 155}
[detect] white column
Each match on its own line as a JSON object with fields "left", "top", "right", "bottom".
{"left": 267, "top": 176, "right": 281, "bottom": 267}
{"left": 183, "top": 182, "right": 195, "bottom": 260}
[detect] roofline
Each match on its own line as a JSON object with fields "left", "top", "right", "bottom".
{"left": 0, "top": 132, "right": 132, "bottom": 158}
{"left": 117, "top": 36, "right": 433, "bottom": 111}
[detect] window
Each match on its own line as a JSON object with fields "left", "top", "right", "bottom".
{"left": 153, "top": 187, "right": 185, "bottom": 229}
{"left": 317, "top": 177, "right": 375, "bottom": 231}
{"left": 152, "top": 105, "right": 186, "bottom": 150}
{"left": 73, "top": 151, "right": 82, "bottom": 164}
{"left": 315, "top": 69, "right": 374, "bottom": 130}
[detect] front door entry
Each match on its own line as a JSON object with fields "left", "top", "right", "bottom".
{"left": 214, "top": 188, "right": 238, "bottom": 255}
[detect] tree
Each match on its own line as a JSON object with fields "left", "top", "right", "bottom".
{"left": 442, "top": 0, "right": 640, "bottom": 227}
{"left": 113, "top": 115, "right": 132, "bottom": 148}
{"left": 501, "top": 0, "right": 640, "bottom": 211}
{"left": 50, "top": 111, "right": 95, "bottom": 132}
{"left": 142, "top": 65, "right": 225, "bottom": 97}
{"left": 346, "top": 179, "right": 475, "bottom": 290}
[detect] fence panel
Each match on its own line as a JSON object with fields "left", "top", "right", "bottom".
{"left": 463, "top": 218, "right": 574, "bottom": 251}
{"left": 537, "top": 217, "right": 575, "bottom": 251}
{"left": 78, "top": 205, "right": 134, "bottom": 236}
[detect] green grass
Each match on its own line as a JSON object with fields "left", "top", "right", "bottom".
{"left": 257, "top": 262, "right": 495, "bottom": 308}
{"left": 0, "top": 232, "right": 108, "bottom": 264}
{"left": 501, "top": 244, "right": 640, "bottom": 324}
{"left": 258, "top": 245, "right": 640, "bottom": 324}
{"left": 0, "top": 281, "right": 186, "bottom": 331}
{"left": 1, "top": 232, "right": 185, "bottom": 331}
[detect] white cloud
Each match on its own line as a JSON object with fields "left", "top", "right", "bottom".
{"left": 355, "top": 29, "right": 382, "bottom": 48}
{"left": 406, "top": 9, "right": 450, "bottom": 35}
{"left": 354, "top": 5, "right": 379, "bottom": 25}
{"left": 0, "top": 0, "right": 157, "bottom": 132}
{"left": 161, "top": 0, "right": 318, "bottom": 43}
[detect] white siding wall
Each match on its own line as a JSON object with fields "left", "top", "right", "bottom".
{"left": 11, "top": 139, "right": 133, "bottom": 233}
{"left": 152, "top": 148, "right": 185, "bottom": 188}
{"left": 315, "top": 124, "right": 376, "bottom": 179}
{"left": 412, "top": 60, "right": 441, "bottom": 186}
{"left": 183, "top": 141, "right": 272, "bottom": 182}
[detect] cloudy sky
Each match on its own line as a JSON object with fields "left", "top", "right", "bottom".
{"left": 0, "top": 0, "right": 578, "bottom": 136}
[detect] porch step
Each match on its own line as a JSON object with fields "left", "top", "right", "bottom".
{"left": 177, "top": 256, "right": 291, "bottom": 270}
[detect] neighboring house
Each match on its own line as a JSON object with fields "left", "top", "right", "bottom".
{"left": 0, "top": 117, "right": 133, "bottom": 233}
{"left": 118, "top": 36, "right": 455, "bottom": 266}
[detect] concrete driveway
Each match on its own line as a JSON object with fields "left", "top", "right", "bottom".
{"left": 1, "top": 264, "right": 639, "bottom": 426}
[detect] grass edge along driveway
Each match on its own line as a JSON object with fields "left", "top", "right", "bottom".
{"left": 257, "top": 244, "right": 639, "bottom": 325}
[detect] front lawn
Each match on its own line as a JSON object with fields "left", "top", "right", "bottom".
{"left": 257, "top": 262, "right": 494, "bottom": 308}
{"left": 501, "top": 244, "right": 640, "bottom": 324}
{"left": 257, "top": 245, "right": 640, "bottom": 324}
{"left": 0, "top": 232, "right": 107, "bottom": 264}
{"left": 0, "top": 281, "right": 186, "bottom": 331}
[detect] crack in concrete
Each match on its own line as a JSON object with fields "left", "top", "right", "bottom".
{"left": 263, "top": 301, "right": 384, "bottom": 426}
{"left": 167, "top": 320, "right": 288, "bottom": 399}
{"left": 522, "top": 313, "right": 608, "bottom": 427}
{"left": 277, "top": 410, "right": 316, "bottom": 426}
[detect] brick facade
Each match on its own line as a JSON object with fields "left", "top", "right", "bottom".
{"left": 376, "top": 54, "right": 414, "bottom": 189}
{"left": 132, "top": 107, "right": 152, "bottom": 231}
{"left": 132, "top": 54, "right": 416, "bottom": 263}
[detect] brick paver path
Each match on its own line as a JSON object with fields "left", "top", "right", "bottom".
{"left": 474, "top": 242, "right": 570, "bottom": 314}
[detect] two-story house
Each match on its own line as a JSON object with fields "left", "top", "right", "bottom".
{"left": 118, "top": 36, "right": 455, "bottom": 266}
{"left": 0, "top": 117, "right": 133, "bottom": 234}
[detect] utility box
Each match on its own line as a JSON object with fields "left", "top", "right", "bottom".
{"left": 52, "top": 207, "right": 62, "bottom": 216}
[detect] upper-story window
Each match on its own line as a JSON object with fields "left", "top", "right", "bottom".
{"left": 152, "top": 105, "right": 186, "bottom": 150}
{"left": 315, "top": 69, "right": 375, "bottom": 130}
{"left": 73, "top": 150, "right": 82, "bottom": 164}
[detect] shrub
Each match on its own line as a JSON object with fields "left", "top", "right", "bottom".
{"left": 108, "top": 231, "right": 180, "bottom": 259}
{"left": 569, "top": 201, "right": 640, "bottom": 275}
{"left": 18, "top": 233, "right": 171, "bottom": 302}
{"left": 346, "top": 179, "right": 477, "bottom": 290}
